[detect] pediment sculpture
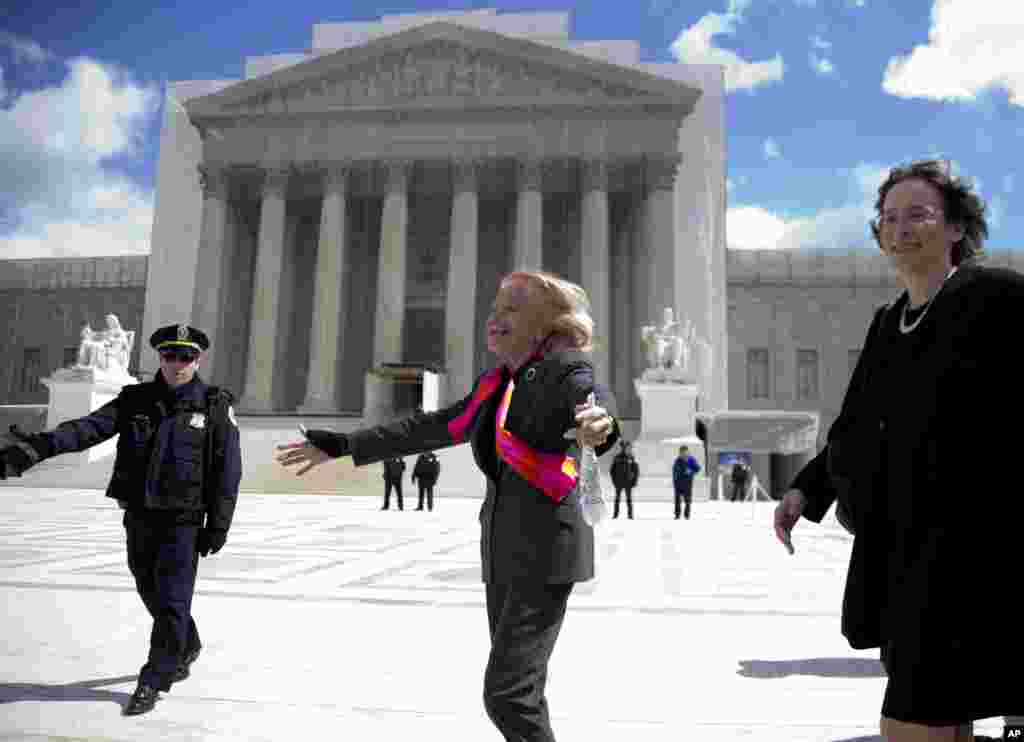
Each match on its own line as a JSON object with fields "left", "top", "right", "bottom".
{"left": 222, "top": 40, "right": 642, "bottom": 113}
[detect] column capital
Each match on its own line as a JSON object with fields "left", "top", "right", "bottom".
{"left": 452, "top": 158, "right": 481, "bottom": 195}
{"left": 322, "top": 162, "right": 353, "bottom": 193}
{"left": 581, "top": 157, "right": 609, "bottom": 193}
{"left": 383, "top": 159, "right": 414, "bottom": 194}
{"left": 261, "top": 167, "right": 291, "bottom": 197}
{"left": 516, "top": 158, "right": 543, "bottom": 191}
{"left": 645, "top": 154, "right": 683, "bottom": 192}
{"left": 197, "top": 164, "right": 230, "bottom": 200}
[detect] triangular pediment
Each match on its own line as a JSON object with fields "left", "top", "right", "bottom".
{"left": 185, "top": 21, "right": 700, "bottom": 118}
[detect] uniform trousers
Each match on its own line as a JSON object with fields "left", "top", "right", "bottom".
{"left": 416, "top": 482, "right": 436, "bottom": 511}
{"left": 484, "top": 582, "right": 573, "bottom": 742}
{"left": 383, "top": 479, "right": 403, "bottom": 510}
{"left": 124, "top": 510, "right": 201, "bottom": 691}
{"left": 613, "top": 487, "right": 634, "bottom": 518}
{"left": 674, "top": 485, "right": 693, "bottom": 519}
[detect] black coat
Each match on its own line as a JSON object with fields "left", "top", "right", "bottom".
{"left": 412, "top": 453, "right": 440, "bottom": 485}
{"left": 790, "top": 263, "right": 1024, "bottom": 697}
{"left": 382, "top": 458, "right": 406, "bottom": 482}
{"left": 610, "top": 452, "right": 639, "bottom": 489}
{"left": 347, "top": 350, "right": 619, "bottom": 583}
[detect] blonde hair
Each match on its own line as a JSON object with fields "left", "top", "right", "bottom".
{"left": 502, "top": 271, "right": 595, "bottom": 352}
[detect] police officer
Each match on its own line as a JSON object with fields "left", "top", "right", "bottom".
{"left": 0, "top": 324, "right": 241, "bottom": 716}
{"left": 411, "top": 451, "right": 440, "bottom": 511}
{"left": 730, "top": 460, "right": 750, "bottom": 502}
{"left": 610, "top": 440, "right": 639, "bottom": 519}
{"left": 381, "top": 457, "right": 405, "bottom": 510}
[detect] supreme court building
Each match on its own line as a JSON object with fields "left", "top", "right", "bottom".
{"left": 145, "top": 9, "right": 728, "bottom": 421}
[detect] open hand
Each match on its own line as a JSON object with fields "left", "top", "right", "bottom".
{"left": 276, "top": 441, "right": 331, "bottom": 476}
{"left": 773, "top": 489, "right": 807, "bottom": 555}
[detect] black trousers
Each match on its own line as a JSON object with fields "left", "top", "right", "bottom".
{"left": 613, "top": 487, "right": 633, "bottom": 518}
{"left": 484, "top": 582, "right": 573, "bottom": 742}
{"left": 730, "top": 482, "right": 747, "bottom": 502}
{"left": 416, "top": 482, "right": 435, "bottom": 510}
{"left": 383, "top": 479, "right": 403, "bottom": 509}
{"left": 674, "top": 487, "right": 693, "bottom": 518}
{"left": 124, "top": 511, "right": 201, "bottom": 691}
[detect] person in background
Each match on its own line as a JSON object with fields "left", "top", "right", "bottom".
{"left": 381, "top": 456, "right": 406, "bottom": 510}
{"left": 672, "top": 445, "right": 700, "bottom": 520}
{"left": 411, "top": 451, "right": 440, "bottom": 511}
{"left": 610, "top": 440, "right": 639, "bottom": 519}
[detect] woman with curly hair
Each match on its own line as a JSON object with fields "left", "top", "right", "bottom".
{"left": 774, "top": 160, "right": 1024, "bottom": 740}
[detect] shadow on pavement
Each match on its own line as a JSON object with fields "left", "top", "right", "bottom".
{"left": 0, "top": 674, "right": 137, "bottom": 706}
{"left": 737, "top": 657, "right": 885, "bottom": 678}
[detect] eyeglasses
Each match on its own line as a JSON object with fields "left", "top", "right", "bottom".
{"left": 159, "top": 350, "right": 198, "bottom": 364}
{"left": 878, "top": 207, "right": 942, "bottom": 229}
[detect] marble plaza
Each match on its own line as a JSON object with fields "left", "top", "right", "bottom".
{"left": 0, "top": 488, "right": 1009, "bottom": 740}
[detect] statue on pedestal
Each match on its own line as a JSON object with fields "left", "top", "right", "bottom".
{"left": 72, "top": 314, "right": 135, "bottom": 378}
{"left": 640, "top": 308, "right": 695, "bottom": 383}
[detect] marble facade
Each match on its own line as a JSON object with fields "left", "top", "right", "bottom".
{"left": 144, "top": 10, "right": 728, "bottom": 418}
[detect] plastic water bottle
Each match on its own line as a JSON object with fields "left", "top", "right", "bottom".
{"left": 576, "top": 393, "right": 607, "bottom": 527}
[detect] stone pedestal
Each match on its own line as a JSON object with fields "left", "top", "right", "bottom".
{"left": 39, "top": 366, "right": 138, "bottom": 467}
{"left": 362, "top": 365, "right": 443, "bottom": 428}
{"left": 630, "top": 379, "right": 707, "bottom": 500}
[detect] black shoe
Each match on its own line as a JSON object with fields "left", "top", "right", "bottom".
{"left": 415, "top": 507, "right": 423, "bottom": 511}
{"left": 380, "top": 505, "right": 389, "bottom": 510}
{"left": 123, "top": 683, "right": 159, "bottom": 716}
{"left": 173, "top": 645, "right": 201, "bottom": 683}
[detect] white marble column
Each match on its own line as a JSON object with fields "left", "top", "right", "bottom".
{"left": 373, "top": 159, "right": 412, "bottom": 366}
{"left": 192, "top": 164, "right": 231, "bottom": 382}
{"left": 240, "top": 167, "right": 290, "bottom": 411}
{"left": 611, "top": 191, "right": 635, "bottom": 417}
{"left": 445, "top": 158, "right": 479, "bottom": 403}
{"left": 643, "top": 154, "right": 682, "bottom": 327}
{"left": 580, "top": 157, "right": 611, "bottom": 388}
{"left": 301, "top": 163, "right": 350, "bottom": 411}
{"left": 513, "top": 158, "right": 543, "bottom": 270}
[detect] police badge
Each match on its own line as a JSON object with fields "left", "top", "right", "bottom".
{"left": 189, "top": 413, "right": 206, "bottom": 429}
{"left": 177, "top": 324, "right": 189, "bottom": 342}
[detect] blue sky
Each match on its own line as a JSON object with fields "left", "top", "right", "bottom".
{"left": 1, "top": 0, "right": 1020, "bottom": 259}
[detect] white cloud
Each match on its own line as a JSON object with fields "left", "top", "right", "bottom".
{"left": 763, "top": 138, "right": 781, "bottom": 159}
{"left": 727, "top": 205, "right": 793, "bottom": 250}
{"left": 811, "top": 35, "right": 831, "bottom": 50}
{"left": 882, "top": 0, "right": 1024, "bottom": 106}
{"left": 810, "top": 54, "right": 834, "bottom": 75}
{"left": 0, "top": 54, "right": 160, "bottom": 258}
{"left": 727, "top": 162, "right": 891, "bottom": 251}
{"left": 670, "top": 2, "right": 785, "bottom": 92}
{"left": 0, "top": 32, "right": 53, "bottom": 65}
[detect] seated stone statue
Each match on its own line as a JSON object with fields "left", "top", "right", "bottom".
{"left": 76, "top": 324, "right": 106, "bottom": 368}
{"left": 641, "top": 308, "right": 693, "bottom": 382}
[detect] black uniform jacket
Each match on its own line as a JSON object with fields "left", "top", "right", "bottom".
{"left": 610, "top": 453, "right": 639, "bottom": 489}
{"left": 790, "top": 262, "right": 1024, "bottom": 669}
{"left": 346, "top": 350, "right": 619, "bottom": 584}
{"left": 38, "top": 373, "right": 242, "bottom": 530}
{"left": 412, "top": 454, "right": 440, "bottom": 485}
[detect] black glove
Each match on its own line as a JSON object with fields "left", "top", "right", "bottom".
{"left": 197, "top": 529, "right": 227, "bottom": 557}
{"left": 303, "top": 429, "right": 349, "bottom": 458}
{"left": 0, "top": 443, "right": 38, "bottom": 480}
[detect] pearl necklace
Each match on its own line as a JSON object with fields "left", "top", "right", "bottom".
{"left": 899, "top": 267, "right": 957, "bottom": 334}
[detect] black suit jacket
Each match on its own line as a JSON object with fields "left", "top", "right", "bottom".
{"left": 347, "top": 350, "right": 619, "bottom": 584}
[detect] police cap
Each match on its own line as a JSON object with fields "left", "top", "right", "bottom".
{"left": 149, "top": 324, "right": 210, "bottom": 353}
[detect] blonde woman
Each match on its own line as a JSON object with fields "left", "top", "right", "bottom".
{"left": 278, "top": 271, "right": 619, "bottom": 741}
